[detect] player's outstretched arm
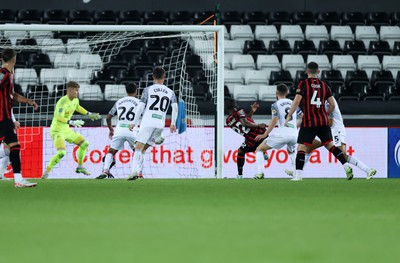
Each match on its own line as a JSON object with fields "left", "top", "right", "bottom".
{"left": 13, "top": 92, "right": 38, "bottom": 110}
{"left": 170, "top": 102, "right": 178, "bottom": 133}
{"left": 247, "top": 102, "right": 259, "bottom": 118}
{"left": 255, "top": 117, "right": 278, "bottom": 141}
{"left": 75, "top": 105, "right": 101, "bottom": 121}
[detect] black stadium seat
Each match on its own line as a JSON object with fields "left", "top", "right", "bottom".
{"left": 68, "top": 10, "right": 93, "bottom": 24}
{"left": 169, "top": 11, "right": 192, "bottom": 25}
{"left": 293, "top": 40, "right": 317, "bottom": 60}
{"left": 270, "top": 70, "right": 294, "bottom": 89}
{"left": 93, "top": 10, "right": 117, "bottom": 25}
{"left": 118, "top": 10, "right": 142, "bottom": 25}
{"left": 366, "top": 12, "right": 390, "bottom": 30}
{"left": 268, "top": 11, "right": 291, "bottom": 30}
{"left": 292, "top": 12, "right": 315, "bottom": 30}
{"left": 193, "top": 11, "right": 215, "bottom": 25}
{"left": 318, "top": 40, "right": 342, "bottom": 60}
{"left": 0, "top": 9, "right": 16, "bottom": 24}
{"left": 268, "top": 40, "right": 292, "bottom": 60}
{"left": 340, "top": 70, "right": 369, "bottom": 100}
{"left": 43, "top": 10, "right": 67, "bottom": 24}
{"left": 393, "top": 41, "right": 400, "bottom": 55}
{"left": 321, "top": 70, "right": 344, "bottom": 95}
{"left": 388, "top": 72, "right": 400, "bottom": 100}
{"left": 317, "top": 12, "right": 340, "bottom": 30}
{"left": 341, "top": 12, "right": 365, "bottom": 30}
{"left": 366, "top": 70, "right": 394, "bottom": 100}
{"left": 143, "top": 11, "right": 168, "bottom": 25}
{"left": 390, "top": 12, "right": 400, "bottom": 26}
{"left": 243, "top": 11, "right": 267, "bottom": 29}
{"left": 17, "top": 10, "right": 42, "bottom": 24}
{"left": 368, "top": 41, "right": 392, "bottom": 62}
{"left": 343, "top": 40, "right": 367, "bottom": 60}
{"left": 221, "top": 11, "right": 242, "bottom": 30}
{"left": 243, "top": 40, "right": 268, "bottom": 60}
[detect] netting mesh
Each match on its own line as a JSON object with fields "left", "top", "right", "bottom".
{"left": 0, "top": 29, "right": 218, "bottom": 178}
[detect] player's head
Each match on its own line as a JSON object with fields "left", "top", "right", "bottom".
{"left": 66, "top": 81, "right": 80, "bottom": 99}
{"left": 153, "top": 66, "right": 166, "bottom": 83}
{"left": 306, "top": 62, "right": 320, "bottom": 76}
{"left": 1, "top": 48, "right": 16, "bottom": 66}
{"left": 126, "top": 83, "right": 137, "bottom": 96}
{"left": 225, "top": 98, "right": 237, "bottom": 112}
{"left": 276, "top": 83, "right": 289, "bottom": 98}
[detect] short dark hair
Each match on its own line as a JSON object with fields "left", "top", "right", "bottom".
{"left": 67, "top": 81, "right": 80, "bottom": 89}
{"left": 307, "top": 62, "right": 319, "bottom": 74}
{"left": 126, "top": 83, "right": 137, "bottom": 94}
{"left": 276, "top": 83, "right": 288, "bottom": 95}
{"left": 153, "top": 66, "right": 165, "bottom": 80}
{"left": 1, "top": 48, "right": 16, "bottom": 63}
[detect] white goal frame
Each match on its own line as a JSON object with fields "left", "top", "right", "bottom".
{"left": 0, "top": 24, "right": 225, "bottom": 178}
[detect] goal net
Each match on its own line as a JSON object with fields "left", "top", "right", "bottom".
{"left": 0, "top": 24, "right": 224, "bottom": 179}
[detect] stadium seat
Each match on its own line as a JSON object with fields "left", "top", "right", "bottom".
{"left": 268, "top": 11, "right": 291, "bottom": 30}
{"left": 26, "top": 84, "right": 49, "bottom": 100}
{"left": 68, "top": 10, "right": 93, "bottom": 24}
{"left": 66, "top": 39, "right": 90, "bottom": 53}
{"left": 292, "top": 12, "right": 315, "bottom": 30}
{"left": 281, "top": 54, "right": 306, "bottom": 79}
{"left": 104, "top": 84, "right": 127, "bottom": 101}
{"left": 366, "top": 12, "right": 390, "bottom": 29}
{"left": 391, "top": 12, "right": 400, "bottom": 26}
{"left": 330, "top": 26, "right": 354, "bottom": 49}
{"left": 393, "top": 41, "right": 400, "bottom": 55}
{"left": 143, "top": 10, "right": 168, "bottom": 25}
{"left": 340, "top": 70, "right": 369, "bottom": 100}
{"left": 40, "top": 68, "right": 68, "bottom": 94}
{"left": 243, "top": 40, "right": 268, "bottom": 60}
{"left": 30, "top": 31, "right": 54, "bottom": 40}
{"left": 305, "top": 25, "right": 329, "bottom": 48}
{"left": 258, "top": 85, "right": 278, "bottom": 101}
{"left": 294, "top": 70, "right": 308, "bottom": 95}
{"left": 14, "top": 68, "right": 38, "bottom": 93}
{"left": 379, "top": 26, "right": 400, "bottom": 49}
{"left": 341, "top": 12, "right": 365, "bottom": 30}
{"left": 224, "top": 69, "right": 243, "bottom": 86}
{"left": 355, "top": 26, "right": 379, "bottom": 49}
{"left": 254, "top": 25, "right": 279, "bottom": 48}
{"left": 193, "top": 11, "right": 214, "bottom": 25}
{"left": 368, "top": 41, "right": 392, "bottom": 61}
{"left": 230, "top": 25, "right": 254, "bottom": 48}
{"left": 66, "top": 69, "right": 93, "bottom": 84}
{"left": 231, "top": 54, "right": 256, "bottom": 77}
{"left": 306, "top": 55, "right": 331, "bottom": 72}
{"left": 244, "top": 70, "right": 269, "bottom": 85}
{"left": 93, "top": 10, "right": 117, "bottom": 25}
{"left": 318, "top": 40, "right": 342, "bottom": 60}
{"left": 29, "top": 53, "right": 52, "bottom": 73}
{"left": 321, "top": 70, "right": 344, "bottom": 95}
{"left": 357, "top": 55, "right": 381, "bottom": 79}
{"left": 280, "top": 25, "right": 304, "bottom": 47}
{"left": 168, "top": 11, "right": 192, "bottom": 25}
{"left": 366, "top": 70, "right": 395, "bottom": 100}
{"left": 225, "top": 40, "right": 243, "bottom": 65}
{"left": 118, "top": 10, "right": 142, "bottom": 25}
{"left": 293, "top": 40, "right": 317, "bottom": 60}
{"left": 243, "top": 11, "right": 267, "bottom": 29}
{"left": 0, "top": 9, "right": 16, "bottom": 24}
{"left": 54, "top": 53, "right": 80, "bottom": 68}
{"left": 388, "top": 72, "right": 400, "bottom": 100}
{"left": 78, "top": 84, "right": 104, "bottom": 101}
{"left": 53, "top": 31, "right": 80, "bottom": 44}
{"left": 316, "top": 12, "right": 340, "bottom": 30}
{"left": 256, "top": 55, "right": 281, "bottom": 72}
{"left": 43, "top": 10, "right": 67, "bottom": 24}
{"left": 79, "top": 54, "right": 103, "bottom": 71}
{"left": 3, "top": 31, "right": 28, "bottom": 45}
{"left": 233, "top": 85, "right": 259, "bottom": 101}
{"left": 17, "top": 10, "right": 42, "bottom": 24}
{"left": 269, "top": 70, "right": 294, "bottom": 90}
{"left": 221, "top": 11, "right": 242, "bottom": 30}
{"left": 332, "top": 55, "right": 357, "bottom": 78}
{"left": 343, "top": 40, "right": 367, "bottom": 60}
{"left": 382, "top": 55, "right": 400, "bottom": 78}
{"left": 268, "top": 40, "right": 292, "bottom": 60}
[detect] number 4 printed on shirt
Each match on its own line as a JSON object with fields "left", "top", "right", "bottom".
{"left": 311, "top": 90, "right": 321, "bottom": 108}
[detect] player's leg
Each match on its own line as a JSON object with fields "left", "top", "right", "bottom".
{"left": 285, "top": 138, "right": 321, "bottom": 176}
{"left": 97, "top": 147, "right": 118, "bottom": 179}
{"left": 128, "top": 127, "right": 155, "bottom": 180}
{"left": 0, "top": 143, "right": 10, "bottom": 179}
{"left": 292, "top": 127, "right": 315, "bottom": 181}
{"left": 43, "top": 133, "right": 67, "bottom": 179}
{"left": 68, "top": 130, "right": 90, "bottom": 176}
{"left": 255, "top": 139, "right": 272, "bottom": 179}
{"left": 341, "top": 143, "right": 377, "bottom": 179}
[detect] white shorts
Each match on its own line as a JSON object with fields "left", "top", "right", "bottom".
{"left": 0, "top": 143, "right": 6, "bottom": 158}
{"left": 264, "top": 133, "right": 297, "bottom": 152}
{"left": 331, "top": 128, "right": 346, "bottom": 146}
{"left": 110, "top": 127, "right": 138, "bottom": 150}
{"left": 136, "top": 126, "right": 163, "bottom": 147}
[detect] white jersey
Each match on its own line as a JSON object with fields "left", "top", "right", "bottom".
{"left": 139, "top": 84, "right": 177, "bottom": 129}
{"left": 271, "top": 98, "right": 300, "bottom": 135}
{"left": 325, "top": 97, "right": 345, "bottom": 131}
{"left": 108, "top": 96, "right": 140, "bottom": 134}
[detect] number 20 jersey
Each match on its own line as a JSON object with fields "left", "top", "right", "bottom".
{"left": 140, "top": 84, "right": 177, "bottom": 129}
{"left": 108, "top": 96, "right": 140, "bottom": 135}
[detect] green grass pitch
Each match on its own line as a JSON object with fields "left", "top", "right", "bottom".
{"left": 0, "top": 179, "right": 399, "bottom": 263}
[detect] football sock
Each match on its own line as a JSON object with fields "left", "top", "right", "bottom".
{"left": 138, "top": 153, "right": 145, "bottom": 174}
{"left": 0, "top": 156, "right": 9, "bottom": 176}
{"left": 295, "top": 151, "right": 306, "bottom": 170}
{"left": 131, "top": 151, "right": 142, "bottom": 175}
{"left": 237, "top": 153, "right": 245, "bottom": 175}
{"left": 77, "top": 140, "right": 89, "bottom": 166}
{"left": 347, "top": 156, "right": 370, "bottom": 173}
{"left": 46, "top": 150, "right": 66, "bottom": 173}
{"left": 329, "top": 146, "right": 347, "bottom": 165}
{"left": 9, "top": 145, "right": 22, "bottom": 181}
{"left": 289, "top": 151, "right": 296, "bottom": 168}
{"left": 256, "top": 151, "right": 265, "bottom": 174}
{"left": 103, "top": 153, "right": 114, "bottom": 173}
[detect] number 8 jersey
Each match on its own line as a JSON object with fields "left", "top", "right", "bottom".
{"left": 140, "top": 84, "right": 177, "bottom": 129}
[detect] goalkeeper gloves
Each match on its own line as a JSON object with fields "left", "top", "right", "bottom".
{"left": 88, "top": 112, "right": 101, "bottom": 121}
{"left": 68, "top": 120, "right": 85, "bottom": 127}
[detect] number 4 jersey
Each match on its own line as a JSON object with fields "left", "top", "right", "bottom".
{"left": 108, "top": 96, "right": 140, "bottom": 135}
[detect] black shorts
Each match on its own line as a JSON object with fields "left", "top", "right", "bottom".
{"left": 298, "top": 126, "right": 333, "bottom": 146}
{"left": 0, "top": 119, "right": 18, "bottom": 145}
{"left": 239, "top": 139, "right": 263, "bottom": 153}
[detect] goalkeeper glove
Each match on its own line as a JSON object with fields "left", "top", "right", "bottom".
{"left": 68, "top": 120, "right": 85, "bottom": 127}
{"left": 88, "top": 112, "right": 101, "bottom": 121}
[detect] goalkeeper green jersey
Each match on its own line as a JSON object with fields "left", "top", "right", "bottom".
{"left": 50, "top": 95, "right": 88, "bottom": 132}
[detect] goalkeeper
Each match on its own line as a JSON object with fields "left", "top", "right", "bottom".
{"left": 42, "top": 81, "right": 101, "bottom": 179}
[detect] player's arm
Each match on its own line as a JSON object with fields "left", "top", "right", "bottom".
{"left": 239, "top": 118, "right": 266, "bottom": 129}
{"left": 255, "top": 117, "right": 278, "bottom": 141}
{"left": 106, "top": 103, "right": 118, "bottom": 139}
{"left": 130, "top": 102, "right": 145, "bottom": 130}
{"left": 170, "top": 102, "right": 178, "bottom": 133}
{"left": 326, "top": 96, "right": 336, "bottom": 116}
{"left": 13, "top": 92, "right": 38, "bottom": 110}
{"left": 285, "top": 94, "right": 302, "bottom": 125}
{"left": 75, "top": 105, "right": 101, "bottom": 120}
{"left": 246, "top": 102, "right": 259, "bottom": 118}
{"left": 11, "top": 111, "right": 20, "bottom": 129}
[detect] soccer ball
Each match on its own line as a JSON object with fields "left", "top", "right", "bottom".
{"left": 155, "top": 135, "right": 165, "bottom": 145}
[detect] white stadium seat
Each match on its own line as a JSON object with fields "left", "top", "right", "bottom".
{"left": 355, "top": 26, "right": 379, "bottom": 49}
{"left": 280, "top": 25, "right": 304, "bottom": 47}
{"left": 40, "top": 68, "right": 68, "bottom": 93}
{"left": 54, "top": 53, "right": 80, "bottom": 68}
{"left": 14, "top": 68, "right": 38, "bottom": 93}
{"left": 30, "top": 31, "right": 54, "bottom": 39}
{"left": 78, "top": 84, "right": 103, "bottom": 101}
{"left": 231, "top": 54, "right": 256, "bottom": 77}
{"left": 330, "top": 26, "right": 354, "bottom": 49}
{"left": 38, "top": 38, "right": 66, "bottom": 53}
{"left": 224, "top": 69, "right": 243, "bottom": 86}
{"left": 104, "top": 84, "right": 127, "bottom": 101}
{"left": 244, "top": 70, "right": 269, "bottom": 85}
{"left": 255, "top": 25, "right": 279, "bottom": 48}
{"left": 382, "top": 55, "right": 400, "bottom": 78}
{"left": 357, "top": 55, "right": 382, "bottom": 79}
{"left": 224, "top": 40, "right": 243, "bottom": 67}
{"left": 379, "top": 26, "right": 400, "bottom": 49}
{"left": 66, "top": 68, "right": 93, "bottom": 83}
{"left": 233, "top": 84, "right": 259, "bottom": 101}
{"left": 256, "top": 55, "right": 280, "bottom": 71}
{"left": 332, "top": 55, "right": 356, "bottom": 78}
{"left": 3, "top": 31, "right": 27, "bottom": 45}
{"left": 305, "top": 25, "right": 329, "bottom": 47}
{"left": 230, "top": 25, "right": 254, "bottom": 48}
{"left": 79, "top": 54, "right": 103, "bottom": 70}
{"left": 306, "top": 55, "right": 331, "bottom": 72}
{"left": 281, "top": 54, "right": 305, "bottom": 78}
{"left": 67, "top": 39, "right": 91, "bottom": 53}
{"left": 258, "top": 85, "right": 277, "bottom": 101}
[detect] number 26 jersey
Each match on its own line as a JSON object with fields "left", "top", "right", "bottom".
{"left": 108, "top": 96, "right": 141, "bottom": 134}
{"left": 140, "top": 84, "right": 177, "bottom": 129}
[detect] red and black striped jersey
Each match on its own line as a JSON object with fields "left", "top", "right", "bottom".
{"left": 0, "top": 68, "right": 13, "bottom": 121}
{"left": 296, "top": 77, "right": 332, "bottom": 127}
{"left": 226, "top": 108, "right": 265, "bottom": 147}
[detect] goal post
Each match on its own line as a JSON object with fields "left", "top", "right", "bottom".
{"left": 0, "top": 24, "right": 225, "bottom": 179}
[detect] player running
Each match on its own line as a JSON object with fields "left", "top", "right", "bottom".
{"left": 42, "top": 81, "right": 101, "bottom": 179}
{"left": 225, "top": 98, "right": 267, "bottom": 179}
{"left": 285, "top": 62, "right": 352, "bottom": 181}
{"left": 0, "top": 48, "right": 38, "bottom": 187}
{"left": 285, "top": 96, "right": 377, "bottom": 179}
{"left": 128, "top": 67, "right": 177, "bottom": 180}
{"left": 96, "top": 83, "right": 142, "bottom": 179}
{"left": 254, "top": 84, "right": 300, "bottom": 179}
